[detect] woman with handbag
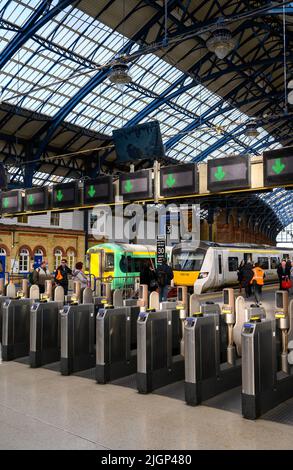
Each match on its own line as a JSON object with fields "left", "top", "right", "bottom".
{"left": 277, "top": 259, "right": 291, "bottom": 291}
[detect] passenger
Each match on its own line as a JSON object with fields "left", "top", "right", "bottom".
{"left": 156, "top": 258, "right": 174, "bottom": 302}
{"left": 72, "top": 262, "right": 88, "bottom": 289}
{"left": 237, "top": 260, "right": 245, "bottom": 293}
{"left": 251, "top": 262, "right": 265, "bottom": 305}
{"left": 140, "top": 259, "right": 157, "bottom": 292}
{"left": 277, "top": 259, "right": 291, "bottom": 290}
{"left": 35, "top": 260, "right": 51, "bottom": 294}
{"left": 30, "top": 262, "right": 40, "bottom": 286}
{"left": 241, "top": 262, "right": 253, "bottom": 298}
{"left": 54, "top": 259, "right": 72, "bottom": 295}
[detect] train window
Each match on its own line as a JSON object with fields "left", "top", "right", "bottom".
{"left": 218, "top": 255, "right": 222, "bottom": 275}
{"left": 119, "top": 255, "right": 133, "bottom": 273}
{"left": 228, "top": 257, "right": 238, "bottom": 272}
{"left": 257, "top": 257, "right": 269, "bottom": 269}
{"left": 172, "top": 249, "right": 205, "bottom": 271}
{"left": 104, "top": 253, "right": 114, "bottom": 271}
{"left": 270, "top": 257, "right": 279, "bottom": 269}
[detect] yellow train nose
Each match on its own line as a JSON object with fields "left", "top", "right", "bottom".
{"left": 173, "top": 271, "right": 199, "bottom": 287}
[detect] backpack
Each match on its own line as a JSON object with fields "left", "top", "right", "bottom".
{"left": 157, "top": 269, "right": 168, "bottom": 288}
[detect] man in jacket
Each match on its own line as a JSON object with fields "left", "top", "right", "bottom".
{"left": 156, "top": 258, "right": 174, "bottom": 302}
{"left": 35, "top": 260, "right": 51, "bottom": 294}
{"left": 277, "top": 259, "right": 291, "bottom": 290}
{"left": 251, "top": 262, "right": 265, "bottom": 304}
{"left": 241, "top": 262, "right": 254, "bottom": 298}
{"left": 54, "top": 259, "right": 72, "bottom": 295}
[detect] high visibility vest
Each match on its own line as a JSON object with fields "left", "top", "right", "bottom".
{"left": 251, "top": 267, "right": 264, "bottom": 286}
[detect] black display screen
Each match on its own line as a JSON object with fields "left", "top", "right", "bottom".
{"left": 160, "top": 164, "right": 198, "bottom": 197}
{"left": 113, "top": 121, "right": 165, "bottom": 162}
{"left": 52, "top": 182, "right": 79, "bottom": 208}
{"left": 1, "top": 190, "right": 22, "bottom": 213}
{"left": 83, "top": 176, "right": 114, "bottom": 205}
{"left": 24, "top": 187, "right": 48, "bottom": 211}
{"left": 119, "top": 169, "right": 153, "bottom": 200}
{"left": 208, "top": 155, "right": 250, "bottom": 192}
{"left": 263, "top": 147, "right": 293, "bottom": 186}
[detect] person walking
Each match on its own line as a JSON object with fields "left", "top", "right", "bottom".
{"left": 54, "top": 259, "right": 72, "bottom": 295}
{"left": 140, "top": 259, "right": 157, "bottom": 292}
{"left": 35, "top": 260, "right": 51, "bottom": 294}
{"left": 241, "top": 262, "right": 254, "bottom": 299}
{"left": 277, "top": 259, "right": 291, "bottom": 290}
{"left": 72, "top": 262, "right": 88, "bottom": 289}
{"left": 250, "top": 262, "right": 265, "bottom": 305}
{"left": 156, "top": 258, "right": 174, "bottom": 302}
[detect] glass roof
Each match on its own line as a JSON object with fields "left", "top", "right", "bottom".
{"left": 0, "top": 0, "right": 291, "bottom": 227}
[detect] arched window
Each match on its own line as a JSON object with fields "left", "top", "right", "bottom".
{"left": 0, "top": 248, "right": 6, "bottom": 255}
{"left": 54, "top": 249, "right": 62, "bottom": 270}
{"left": 67, "top": 250, "right": 75, "bottom": 270}
{"left": 19, "top": 249, "right": 29, "bottom": 273}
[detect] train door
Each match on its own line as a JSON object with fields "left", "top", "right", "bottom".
{"left": 244, "top": 253, "right": 252, "bottom": 264}
{"left": 90, "top": 251, "right": 103, "bottom": 278}
{"left": 217, "top": 252, "right": 223, "bottom": 285}
{"left": 0, "top": 248, "right": 6, "bottom": 279}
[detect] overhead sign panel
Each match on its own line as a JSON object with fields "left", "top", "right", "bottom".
{"left": 52, "top": 182, "right": 79, "bottom": 208}
{"left": 119, "top": 169, "right": 153, "bottom": 200}
{"left": 24, "top": 187, "right": 48, "bottom": 211}
{"left": 160, "top": 163, "right": 198, "bottom": 197}
{"left": 83, "top": 176, "right": 114, "bottom": 205}
{"left": 263, "top": 147, "right": 293, "bottom": 186}
{"left": 207, "top": 155, "right": 250, "bottom": 192}
{"left": 1, "top": 190, "right": 22, "bottom": 213}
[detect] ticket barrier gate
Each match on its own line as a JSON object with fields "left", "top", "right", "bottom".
{"left": 2, "top": 298, "right": 32, "bottom": 360}
{"left": 60, "top": 303, "right": 95, "bottom": 375}
{"left": 29, "top": 301, "right": 61, "bottom": 368}
{"left": 200, "top": 302, "right": 227, "bottom": 363}
{"left": 96, "top": 305, "right": 140, "bottom": 383}
{"left": 137, "top": 309, "right": 183, "bottom": 393}
{"left": 0, "top": 296, "right": 10, "bottom": 343}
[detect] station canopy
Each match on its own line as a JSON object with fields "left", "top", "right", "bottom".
{"left": 0, "top": 0, "right": 292, "bottom": 229}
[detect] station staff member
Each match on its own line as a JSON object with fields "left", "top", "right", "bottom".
{"left": 250, "top": 262, "right": 265, "bottom": 304}
{"left": 55, "top": 259, "right": 72, "bottom": 295}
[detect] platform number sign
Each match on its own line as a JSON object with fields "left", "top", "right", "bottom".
{"left": 263, "top": 147, "right": 293, "bottom": 186}
{"left": 24, "top": 187, "right": 48, "bottom": 211}
{"left": 83, "top": 176, "right": 114, "bottom": 204}
{"left": 52, "top": 182, "right": 79, "bottom": 208}
{"left": 0, "top": 190, "right": 22, "bottom": 213}
{"left": 207, "top": 155, "right": 250, "bottom": 192}
{"left": 160, "top": 164, "right": 198, "bottom": 197}
{"left": 119, "top": 169, "right": 153, "bottom": 200}
{"left": 156, "top": 236, "right": 166, "bottom": 266}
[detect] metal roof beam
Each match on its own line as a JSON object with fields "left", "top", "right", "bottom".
{"left": 0, "top": 0, "right": 75, "bottom": 70}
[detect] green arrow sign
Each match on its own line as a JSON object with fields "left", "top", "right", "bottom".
{"left": 88, "top": 185, "right": 96, "bottom": 198}
{"left": 56, "top": 190, "right": 63, "bottom": 202}
{"left": 166, "top": 174, "right": 176, "bottom": 188}
{"left": 124, "top": 180, "right": 133, "bottom": 193}
{"left": 28, "top": 194, "right": 34, "bottom": 205}
{"left": 272, "top": 158, "right": 285, "bottom": 175}
{"left": 3, "top": 197, "right": 9, "bottom": 209}
{"left": 214, "top": 166, "right": 226, "bottom": 181}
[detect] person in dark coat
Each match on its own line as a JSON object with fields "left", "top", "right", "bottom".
{"left": 277, "top": 259, "right": 291, "bottom": 290}
{"left": 241, "top": 262, "right": 254, "bottom": 298}
{"left": 237, "top": 260, "right": 245, "bottom": 293}
{"left": 54, "top": 259, "right": 72, "bottom": 295}
{"left": 156, "top": 258, "right": 174, "bottom": 302}
{"left": 140, "top": 259, "right": 157, "bottom": 292}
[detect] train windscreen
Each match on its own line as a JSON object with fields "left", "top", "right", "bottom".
{"left": 172, "top": 248, "right": 205, "bottom": 271}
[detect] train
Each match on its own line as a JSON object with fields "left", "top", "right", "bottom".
{"left": 87, "top": 241, "right": 293, "bottom": 293}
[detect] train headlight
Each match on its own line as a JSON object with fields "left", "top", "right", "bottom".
{"left": 198, "top": 272, "right": 209, "bottom": 279}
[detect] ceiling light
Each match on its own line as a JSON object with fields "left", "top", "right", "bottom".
{"left": 206, "top": 27, "right": 236, "bottom": 59}
{"left": 108, "top": 63, "right": 132, "bottom": 90}
{"left": 245, "top": 121, "right": 259, "bottom": 138}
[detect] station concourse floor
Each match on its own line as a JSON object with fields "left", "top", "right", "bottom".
{"left": 0, "top": 289, "right": 293, "bottom": 450}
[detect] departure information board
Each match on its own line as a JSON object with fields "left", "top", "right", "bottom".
{"left": 52, "top": 182, "right": 79, "bottom": 208}
{"left": 207, "top": 155, "right": 250, "bottom": 192}
{"left": 24, "top": 187, "right": 48, "bottom": 211}
{"left": 160, "top": 163, "right": 198, "bottom": 197}
{"left": 1, "top": 190, "right": 22, "bottom": 213}
{"left": 263, "top": 147, "right": 293, "bottom": 186}
{"left": 119, "top": 169, "right": 153, "bottom": 200}
{"left": 83, "top": 176, "right": 114, "bottom": 205}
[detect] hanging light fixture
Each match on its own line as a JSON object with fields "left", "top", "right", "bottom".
{"left": 206, "top": 26, "right": 236, "bottom": 59}
{"left": 245, "top": 121, "right": 259, "bottom": 138}
{"left": 108, "top": 63, "right": 132, "bottom": 90}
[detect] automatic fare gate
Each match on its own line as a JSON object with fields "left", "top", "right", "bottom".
{"left": 2, "top": 298, "right": 32, "bottom": 360}
{"left": 60, "top": 303, "right": 95, "bottom": 375}
{"left": 30, "top": 300, "right": 61, "bottom": 367}
{"left": 137, "top": 309, "right": 183, "bottom": 393}
{"left": 96, "top": 305, "right": 140, "bottom": 383}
